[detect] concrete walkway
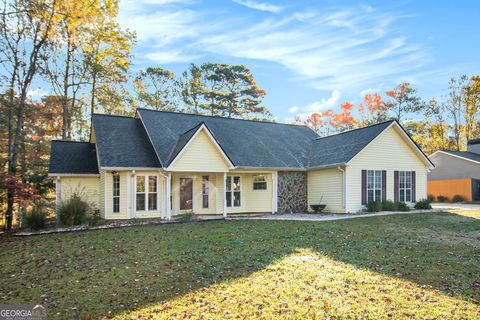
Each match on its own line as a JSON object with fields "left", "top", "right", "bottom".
{"left": 432, "top": 203, "right": 480, "bottom": 210}
{"left": 227, "top": 209, "right": 441, "bottom": 222}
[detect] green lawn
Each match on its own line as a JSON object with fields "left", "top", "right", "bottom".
{"left": 1, "top": 211, "right": 479, "bottom": 319}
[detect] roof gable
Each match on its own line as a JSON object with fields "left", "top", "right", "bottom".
{"left": 167, "top": 124, "right": 234, "bottom": 171}
{"left": 137, "top": 109, "right": 318, "bottom": 169}
{"left": 431, "top": 150, "right": 480, "bottom": 165}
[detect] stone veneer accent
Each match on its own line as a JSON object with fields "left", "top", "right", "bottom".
{"left": 277, "top": 171, "right": 307, "bottom": 213}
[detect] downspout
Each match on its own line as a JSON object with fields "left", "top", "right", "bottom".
{"left": 337, "top": 166, "right": 346, "bottom": 211}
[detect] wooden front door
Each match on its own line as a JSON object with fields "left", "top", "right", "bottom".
{"left": 180, "top": 178, "right": 193, "bottom": 210}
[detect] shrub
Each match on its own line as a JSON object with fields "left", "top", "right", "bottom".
{"left": 366, "top": 201, "right": 382, "bottom": 212}
{"left": 414, "top": 199, "right": 432, "bottom": 210}
{"left": 58, "top": 194, "right": 90, "bottom": 226}
{"left": 178, "top": 212, "right": 194, "bottom": 222}
{"left": 436, "top": 195, "right": 449, "bottom": 202}
{"left": 381, "top": 200, "right": 397, "bottom": 211}
{"left": 451, "top": 194, "right": 465, "bottom": 203}
{"left": 87, "top": 210, "right": 103, "bottom": 227}
{"left": 427, "top": 194, "right": 436, "bottom": 202}
{"left": 396, "top": 202, "right": 410, "bottom": 212}
{"left": 23, "top": 204, "right": 47, "bottom": 231}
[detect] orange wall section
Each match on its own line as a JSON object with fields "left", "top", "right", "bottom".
{"left": 427, "top": 178, "right": 472, "bottom": 201}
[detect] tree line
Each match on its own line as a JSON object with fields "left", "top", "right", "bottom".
{"left": 300, "top": 76, "right": 480, "bottom": 155}
{"left": 0, "top": 0, "right": 271, "bottom": 230}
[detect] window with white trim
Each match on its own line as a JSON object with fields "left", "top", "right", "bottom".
{"left": 202, "top": 176, "right": 209, "bottom": 208}
{"left": 252, "top": 175, "right": 267, "bottom": 190}
{"left": 226, "top": 176, "right": 241, "bottom": 207}
{"left": 399, "top": 171, "right": 412, "bottom": 202}
{"left": 113, "top": 175, "right": 120, "bottom": 213}
{"left": 136, "top": 175, "right": 158, "bottom": 211}
{"left": 367, "top": 170, "right": 382, "bottom": 202}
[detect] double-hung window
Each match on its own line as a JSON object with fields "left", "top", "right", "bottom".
{"left": 252, "top": 175, "right": 267, "bottom": 190}
{"left": 226, "top": 176, "right": 241, "bottom": 207}
{"left": 202, "top": 176, "right": 209, "bottom": 208}
{"left": 367, "top": 170, "right": 382, "bottom": 202}
{"left": 399, "top": 171, "right": 412, "bottom": 202}
{"left": 136, "top": 175, "right": 158, "bottom": 211}
{"left": 113, "top": 175, "right": 120, "bottom": 213}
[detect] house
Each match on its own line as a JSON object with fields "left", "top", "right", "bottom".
{"left": 48, "top": 109, "right": 433, "bottom": 219}
{"left": 428, "top": 140, "right": 480, "bottom": 201}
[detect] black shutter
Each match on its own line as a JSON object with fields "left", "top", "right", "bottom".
{"left": 361, "top": 170, "right": 367, "bottom": 205}
{"left": 394, "top": 171, "right": 399, "bottom": 202}
{"left": 382, "top": 170, "right": 387, "bottom": 201}
{"left": 412, "top": 171, "right": 416, "bottom": 202}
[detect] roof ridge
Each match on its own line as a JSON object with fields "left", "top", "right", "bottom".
{"left": 92, "top": 113, "right": 135, "bottom": 119}
{"left": 52, "top": 140, "right": 92, "bottom": 144}
{"left": 315, "top": 120, "right": 395, "bottom": 140}
{"left": 136, "top": 108, "right": 311, "bottom": 128}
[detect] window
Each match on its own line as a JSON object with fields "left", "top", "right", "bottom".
{"left": 367, "top": 170, "right": 382, "bottom": 202}
{"left": 226, "top": 176, "right": 241, "bottom": 207}
{"left": 253, "top": 175, "right": 267, "bottom": 190}
{"left": 113, "top": 175, "right": 120, "bottom": 213}
{"left": 399, "top": 171, "right": 412, "bottom": 202}
{"left": 148, "top": 176, "right": 158, "bottom": 210}
{"left": 136, "top": 175, "right": 158, "bottom": 211}
{"left": 202, "top": 176, "right": 209, "bottom": 208}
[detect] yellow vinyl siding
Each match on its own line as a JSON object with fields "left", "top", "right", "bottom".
{"left": 170, "top": 130, "right": 230, "bottom": 172}
{"left": 171, "top": 173, "right": 220, "bottom": 215}
{"left": 346, "top": 125, "right": 428, "bottom": 212}
{"left": 59, "top": 177, "right": 100, "bottom": 211}
{"left": 103, "top": 171, "right": 129, "bottom": 219}
{"left": 308, "top": 168, "right": 345, "bottom": 213}
{"left": 170, "top": 172, "right": 273, "bottom": 215}
{"left": 132, "top": 171, "right": 165, "bottom": 219}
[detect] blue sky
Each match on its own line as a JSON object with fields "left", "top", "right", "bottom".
{"left": 119, "top": 1, "right": 477, "bottom": 121}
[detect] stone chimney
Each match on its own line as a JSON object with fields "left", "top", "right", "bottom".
{"left": 467, "top": 139, "right": 480, "bottom": 154}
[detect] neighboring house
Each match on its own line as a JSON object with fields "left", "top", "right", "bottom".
{"left": 48, "top": 109, "right": 433, "bottom": 219}
{"left": 428, "top": 140, "right": 480, "bottom": 201}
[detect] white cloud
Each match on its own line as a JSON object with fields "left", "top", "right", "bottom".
{"left": 305, "top": 90, "right": 341, "bottom": 112}
{"left": 27, "top": 88, "right": 46, "bottom": 100}
{"left": 119, "top": 2, "right": 430, "bottom": 90}
{"left": 232, "top": 0, "right": 283, "bottom": 13}
{"left": 145, "top": 50, "right": 200, "bottom": 63}
{"left": 288, "top": 106, "right": 299, "bottom": 114}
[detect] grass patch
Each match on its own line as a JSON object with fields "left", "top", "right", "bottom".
{"left": 0, "top": 212, "right": 479, "bottom": 319}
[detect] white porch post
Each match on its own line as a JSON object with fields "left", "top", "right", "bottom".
{"left": 55, "top": 177, "right": 61, "bottom": 222}
{"left": 272, "top": 172, "right": 278, "bottom": 214}
{"left": 166, "top": 173, "right": 172, "bottom": 220}
{"left": 223, "top": 172, "right": 227, "bottom": 218}
{"left": 131, "top": 170, "right": 136, "bottom": 219}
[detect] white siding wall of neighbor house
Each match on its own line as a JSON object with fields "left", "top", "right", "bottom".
{"left": 308, "top": 168, "right": 345, "bottom": 213}
{"left": 59, "top": 176, "right": 100, "bottom": 211}
{"left": 346, "top": 125, "right": 428, "bottom": 212}
{"left": 170, "top": 129, "right": 231, "bottom": 172}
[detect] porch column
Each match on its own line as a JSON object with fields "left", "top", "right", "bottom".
{"left": 272, "top": 172, "right": 278, "bottom": 214}
{"left": 131, "top": 170, "right": 136, "bottom": 219}
{"left": 55, "top": 177, "right": 61, "bottom": 222}
{"left": 166, "top": 173, "right": 172, "bottom": 220}
{"left": 223, "top": 172, "right": 227, "bottom": 218}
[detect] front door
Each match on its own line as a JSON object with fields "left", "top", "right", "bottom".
{"left": 180, "top": 178, "right": 193, "bottom": 210}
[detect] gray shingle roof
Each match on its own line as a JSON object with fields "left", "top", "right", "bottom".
{"left": 49, "top": 141, "right": 99, "bottom": 174}
{"left": 92, "top": 114, "right": 161, "bottom": 168}
{"left": 309, "top": 121, "right": 394, "bottom": 167}
{"left": 50, "top": 110, "right": 430, "bottom": 172}
{"left": 137, "top": 109, "right": 318, "bottom": 168}
{"left": 441, "top": 150, "right": 480, "bottom": 163}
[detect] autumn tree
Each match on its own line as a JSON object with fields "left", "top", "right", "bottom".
{"left": 134, "top": 67, "right": 178, "bottom": 111}
{"left": 385, "top": 82, "right": 423, "bottom": 122}
{"left": 0, "top": 0, "right": 62, "bottom": 230}
{"left": 464, "top": 75, "right": 480, "bottom": 141}
{"left": 200, "top": 63, "right": 270, "bottom": 119}
{"left": 178, "top": 63, "right": 204, "bottom": 114}
{"left": 358, "top": 93, "right": 390, "bottom": 125}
